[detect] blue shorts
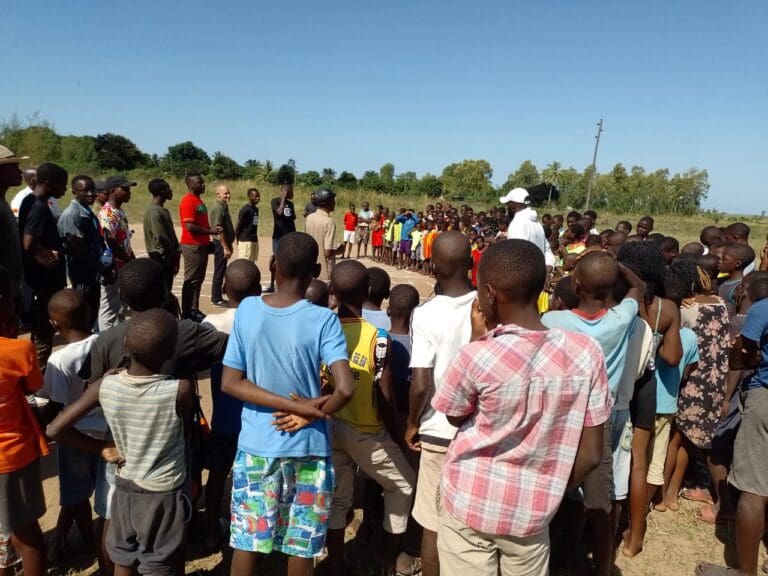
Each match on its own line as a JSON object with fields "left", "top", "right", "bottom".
{"left": 57, "top": 443, "right": 116, "bottom": 518}
{"left": 229, "top": 451, "right": 334, "bottom": 558}
{"left": 399, "top": 239, "right": 412, "bottom": 255}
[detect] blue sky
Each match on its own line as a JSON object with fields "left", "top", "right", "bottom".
{"left": 4, "top": 1, "right": 767, "bottom": 213}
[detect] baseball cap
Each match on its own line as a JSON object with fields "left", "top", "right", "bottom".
{"left": 94, "top": 180, "right": 107, "bottom": 193}
{"left": 0, "top": 145, "right": 29, "bottom": 165}
{"left": 499, "top": 187, "right": 530, "bottom": 205}
{"left": 104, "top": 175, "right": 137, "bottom": 190}
{"left": 311, "top": 187, "right": 336, "bottom": 206}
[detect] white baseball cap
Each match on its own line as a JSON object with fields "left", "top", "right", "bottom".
{"left": 499, "top": 187, "right": 530, "bottom": 205}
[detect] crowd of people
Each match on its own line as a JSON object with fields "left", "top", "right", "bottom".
{"left": 1, "top": 142, "right": 768, "bottom": 576}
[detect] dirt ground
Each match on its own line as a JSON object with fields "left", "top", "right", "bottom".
{"left": 32, "top": 224, "right": 761, "bottom": 576}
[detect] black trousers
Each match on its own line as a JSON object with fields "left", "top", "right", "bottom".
{"left": 211, "top": 240, "right": 227, "bottom": 303}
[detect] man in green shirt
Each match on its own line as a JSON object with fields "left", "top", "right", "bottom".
{"left": 209, "top": 184, "right": 235, "bottom": 306}
{"left": 143, "top": 179, "right": 180, "bottom": 292}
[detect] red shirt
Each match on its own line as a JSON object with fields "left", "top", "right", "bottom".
{"left": 344, "top": 211, "right": 358, "bottom": 232}
{"left": 471, "top": 247, "right": 485, "bottom": 287}
{"left": 179, "top": 193, "right": 211, "bottom": 245}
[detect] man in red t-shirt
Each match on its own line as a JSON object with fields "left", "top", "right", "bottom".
{"left": 178, "top": 173, "right": 221, "bottom": 320}
{"left": 342, "top": 203, "right": 358, "bottom": 259}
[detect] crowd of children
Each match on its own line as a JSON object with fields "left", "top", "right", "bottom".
{"left": 2, "top": 146, "right": 768, "bottom": 576}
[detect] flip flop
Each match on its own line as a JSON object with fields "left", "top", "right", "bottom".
{"left": 681, "top": 487, "right": 714, "bottom": 504}
{"left": 695, "top": 504, "right": 734, "bottom": 525}
{"left": 694, "top": 563, "right": 740, "bottom": 575}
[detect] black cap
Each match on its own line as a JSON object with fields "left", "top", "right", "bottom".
{"left": 94, "top": 180, "right": 107, "bottom": 192}
{"left": 311, "top": 187, "right": 336, "bottom": 206}
{"left": 104, "top": 175, "right": 137, "bottom": 190}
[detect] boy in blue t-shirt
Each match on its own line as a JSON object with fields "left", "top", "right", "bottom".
{"left": 221, "top": 232, "right": 354, "bottom": 575}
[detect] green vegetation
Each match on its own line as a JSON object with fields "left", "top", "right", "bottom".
{"left": 2, "top": 116, "right": 713, "bottom": 215}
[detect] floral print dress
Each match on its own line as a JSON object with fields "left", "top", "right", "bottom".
{"left": 675, "top": 299, "right": 731, "bottom": 450}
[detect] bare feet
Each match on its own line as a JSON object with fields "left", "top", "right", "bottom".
{"left": 621, "top": 528, "right": 643, "bottom": 558}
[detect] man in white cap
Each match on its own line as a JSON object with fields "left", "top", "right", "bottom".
{"left": 499, "top": 187, "right": 548, "bottom": 255}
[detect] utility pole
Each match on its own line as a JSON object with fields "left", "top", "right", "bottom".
{"left": 585, "top": 118, "right": 603, "bottom": 211}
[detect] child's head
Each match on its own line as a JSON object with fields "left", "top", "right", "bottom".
{"left": 681, "top": 242, "right": 705, "bottom": 256}
{"left": 724, "top": 222, "right": 750, "bottom": 244}
{"left": 388, "top": 284, "right": 420, "bottom": 324}
{"left": 431, "top": 231, "right": 472, "bottom": 285}
{"left": 566, "top": 211, "right": 582, "bottom": 228}
{"left": 605, "top": 231, "right": 626, "bottom": 255}
{"left": 700, "top": 225, "right": 723, "bottom": 247}
{"left": 224, "top": 260, "right": 261, "bottom": 305}
{"left": 669, "top": 259, "right": 710, "bottom": 298}
{"left": 562, "top": 252, "right": 579, "bottom": 273}
{"left": 148, "top": 178, "right": 173, "bottom": 202}
{"left": 0, "top": 265, "right": 17, "bottom": 337}
{"left": 573, "top": 251, "right": 619, "bottom": 301}
{"left": 585, "top": 234, "right": 603, "bottom": 248}
{"left": 695, "top": 254, "right": 721, "bottom": 281}
{"left": 659, "top": 236, "right": 680, "bottom": 264}
{"left": 48, "top": 289, "right": 92, "bottom": 334}
{"left": 247, "top": 187, "right": 260, "bottom": 206}
{"left": 636, "top": 216, "right": 654, "bottom": 239}
{"left": 118, "top": 258, "right": 167, "bottom": 311}
{"left": 305, "top": 279, "right": 330, "bottom": 307}
{"left": 647, "top": 233, "right": 666, "bottom": 245}
{"left": 330, "top": 260, "right": 369, "bottom": 310}
{"left": 617, "top": 241, "right": 667, "bottom": 303}
{"left": 476, "top": 239, "right": 546, "bottom": 325}
{"left": 275, "top": 232, "right": 320, "bottom": 287}
{"left": 550, "top": 276, "right": 578, "bottom": 311}
{"left": 745, "top": 271, "right": 768, "bottom": 304}
{"left": 349, "top": 203, "right": 356, "bottom": 213}
{"left": 615, "top": 220, "right": 632, "bottom": 235}
{"left": 367, "top": 267, "right": 391, "bottom": 306}
{"left": 125, "top": 309, "right": 178, "bottom": 373}
{"left": 475, "top": 235, "right": 486, "bottom": 249}
{"left": 720, "top": 242, "right": 755, "bottom": 275}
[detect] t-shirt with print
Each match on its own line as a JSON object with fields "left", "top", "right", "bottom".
{"left": 18, "top": 194, "right": 66, "bottom": 290}
{"left": 236, "top": 204, "right": 259, "bottom": 242}
{"left": 741, "top": 298, "right": 768, "bottom": 390}
{"left": 409, "top": 291, "right": 475, "bottom": 445}
{"left": 98, "top": 201, "right": 133, "bottom": 267}
{"left": 0, "top": 338, "right": 50, "bottom": 474}
{"left": 433, "top": 325, "right": 611, "bottom": 537}
{"left": 656, "top": 327, "right": 700, "bottom": 414}
{"left": 271, "top": 198, "right": 296, "bottom": 239}
{"left": 179, "top": 193, "right": 211, "bottom": 245}
{"left": 223, "top": 297, "right": 348, "bottom": 458}
{"left": 542, "top": 298, "right": 640, "bottom": 401}
{"left": 39, "top": 335, "right": 107, "bottom": 435}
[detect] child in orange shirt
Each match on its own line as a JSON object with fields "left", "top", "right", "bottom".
{"left": 0, "top": 265, "right": 50, "bottom": 576}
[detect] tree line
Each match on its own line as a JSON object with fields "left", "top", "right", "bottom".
{"left": 1, "top": 115, "right": 709, "bottom": 214}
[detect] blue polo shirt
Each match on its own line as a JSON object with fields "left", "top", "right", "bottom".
{"left": 742, "top": 298, "right": 768, "bottom": 391}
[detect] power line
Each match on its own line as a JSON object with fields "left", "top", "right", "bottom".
{"left": 585, "top": 118, "right": 603, "bottom": 211}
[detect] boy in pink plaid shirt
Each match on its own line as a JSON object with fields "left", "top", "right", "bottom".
{"left": 433, "top": 239, "right": 612, "bottom": 576}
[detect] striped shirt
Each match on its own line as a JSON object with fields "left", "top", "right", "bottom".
{"left": 99, "top": 371, "right": 185, "bottom": 492}
{"left": 433, "top": 325, "right": 612, "bottom": 536}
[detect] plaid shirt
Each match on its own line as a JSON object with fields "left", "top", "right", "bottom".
{"left": 433, "top": 324, "right": 612, "bottom": 536}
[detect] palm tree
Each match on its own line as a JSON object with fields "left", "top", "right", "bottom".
{"left": 542, "top": 161, "right": 561, "bottom": 204}
{"left": 321, "top": 168, "right": 336, "bottom": 185}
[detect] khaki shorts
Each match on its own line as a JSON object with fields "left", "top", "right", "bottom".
{"left": 328, "top": 420, "right": 415, "bottom": 534}
{"left": 237, "top": 240, "right": 259, "bottom": 262}
{"left": 438, "top": 509, "right": 549, "bottom": 576}
{"left": 412, "top": 442, "right": 446, "bottom": 532}
{"left": 647, "top": 414, "right": 673, "bottom": 486}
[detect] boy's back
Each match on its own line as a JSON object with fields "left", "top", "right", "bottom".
{"left": 435, "top": 326, "right": 610, "bottom": 535}
{"left": 225, "top": 296, "right": 348, "bottom": 457}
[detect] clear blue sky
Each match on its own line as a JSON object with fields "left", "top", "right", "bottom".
{"left": 4, "top": 0, "right": 767, "bottom": 213}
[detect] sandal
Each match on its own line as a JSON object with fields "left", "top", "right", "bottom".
{"left": 681, "top": 487, "right": 714, "bottom": 504}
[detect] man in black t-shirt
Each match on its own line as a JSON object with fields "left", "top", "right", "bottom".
{"left": 18, "top": 162, "right": 68, "bottom": 367}
{"left": 234, "top": 187, "right": 260, "bottom": 263}
{"left": 266, "top": 184, "right": 296, "bottom": 292}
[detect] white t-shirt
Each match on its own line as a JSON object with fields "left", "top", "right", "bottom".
{"left": 409, "top": 291, "right": 475, "bottom": 442}
{"left": 203, "top": 308, "right": 237, "bottom": 334}
{"left": 615, "top": 318, "right": 653, "bottom": 411}
{"left": 507, "top": 207, "right": 548, "bottom": 255}
{"left": 39, "top": 335, "right": 106, "bottom": 434}
{"left": 362, "top": 308, "right": 391, "bottom": 331}
{"left": 11, "top": 186, "right": 61, "bottom": 219}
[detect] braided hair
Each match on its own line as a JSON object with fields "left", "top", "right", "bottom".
{"left": 616, "top": 241, "right": 667, "bottom": 306}
{"left": 668, "top": 259, "right": 711, "bottom": 298}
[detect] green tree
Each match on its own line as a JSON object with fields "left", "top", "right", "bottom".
{"left": 162, "top": 141, "right": 211, "bottom": 176}
{"left": 242, "top": 159, "right": 263, "bottom": 179}
{"left": 359, "top": 170, "right": 384, "bottom": 191}
{"left": 379, "top": 163, "right": 395, "bottom": 191}
{"left": 501, "top": 160, "right": 540, "bottom": 193}
{"left": 211, "top": 152, "right": 243, "bottom": 180}
{"left": 321, "top": 168, "right": 336, "bottom": 185}
{"left": 96, "top": 133, "right": 148, "bottom": 171}
{"left": 393, "top": 171, "right": 417, "bottom": 195}
{"left": 59, "top": 135, "right": 97, "bottom": 172}
{"left": 441, "top": 159, "right": 493, "bottom": 198}
{"left": 336, "top": 170, "right": 358, "bottom": 188}
{"left": 297, "top": 170, "right": 322, "bottom": 187}
{"left": 417, "top": 173, "right": 443, "bottom": 198}
{"left": 274, "top": 163, "right": 296, "bottom": 186}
